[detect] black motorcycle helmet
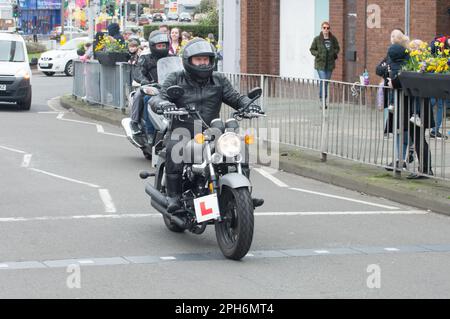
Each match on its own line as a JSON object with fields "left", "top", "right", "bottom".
{"left": 148, "top": 30, "right": 169, "bottom": 58}
{"left": 182, "top": 38, "right": 216, "bottom": 80}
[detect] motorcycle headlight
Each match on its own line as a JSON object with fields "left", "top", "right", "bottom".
{"left": 216, "top": 132, "right": 241, "bottom": 158}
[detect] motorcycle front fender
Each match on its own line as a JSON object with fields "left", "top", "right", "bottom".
{"left": 219, "top": 173, "right": 251, "bottom": 192}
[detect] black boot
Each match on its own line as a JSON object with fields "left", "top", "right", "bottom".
{"left": 252, "top": 198, "right": 264, "bottom": 208}
{"left": 166, "top": 174, "right": 182, "bottom": 213}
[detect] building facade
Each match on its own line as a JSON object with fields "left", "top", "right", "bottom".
{"left": 235, "top": 0, "right": 450, "bottom": 83}
{"left": 18, "top": 0, "right": 61, "bottom": 34}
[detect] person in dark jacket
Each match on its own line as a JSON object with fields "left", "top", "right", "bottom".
{"left": 107, "top": 23, "right": 125, "bottom": 44}
{"left": 150, "top": 38, "right": 264, "bottom": 213}
{"left": 129, "top": 31, "right": 170, "bottom": 137}
{"left": 310, "top": 21, "right": 340, "bottom": 107}
{"left": 387, "top": 44, "right": 435, "bottom": 178}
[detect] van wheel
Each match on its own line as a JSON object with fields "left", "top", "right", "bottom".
{"left": 18, "top": 90, "right": 32, "bottom": 111}
{"left": 44, "top": 72, "right": 55, "bottom": 76}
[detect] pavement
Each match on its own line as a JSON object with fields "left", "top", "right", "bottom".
{"left": 59, "top": 94, "right": 450, "bottom": 216}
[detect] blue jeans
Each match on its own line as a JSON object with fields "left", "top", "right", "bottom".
{"left": 430, "top": 98, "right": 450, "bottom": 134}
{"left": 143, "top": 95, "right": 155, "bottom": 135}
{"left": 317, "top": 70, "right": 333, "bottom": 100}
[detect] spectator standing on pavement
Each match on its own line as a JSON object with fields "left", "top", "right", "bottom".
{"left": 107, "top": 23, "right": 125, "bottom": 44}
{"left": 159, "top": 24, "right": 170, "bottom": 35}
{"left": 429, "top": 35, "right": 450, "bottom": 140}
{"left": 32, "top": 26, "right": 38, "bottom": 43}
{"left": 169, "top": 27, "right": 182, "bottom": 56}
{"left": 309, "top": 21, "right": 340, "bottom": 108}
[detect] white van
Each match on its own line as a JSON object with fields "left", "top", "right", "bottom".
{"left": 0, "top": 32, "right": 32, "bottom": 110}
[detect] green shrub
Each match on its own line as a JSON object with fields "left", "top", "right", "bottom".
{"left": 26, "top": 42, "right": 47, "bottom": 54}
{"left": 144, "top": 24, "right": 218, "bottom": 41}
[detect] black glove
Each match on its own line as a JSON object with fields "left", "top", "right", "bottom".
{"left": 247, "top": 104, "right": 263, "bottom": 114}
{"left": 157, "top": 101, "right": 177, "bottom": 114}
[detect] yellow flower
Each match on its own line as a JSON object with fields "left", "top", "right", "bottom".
{"left": 444, "top": 49, "right": 450, "bottom": 56}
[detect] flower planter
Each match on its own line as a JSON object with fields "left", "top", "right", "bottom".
{"left": 95, "top": 52, "right": 129, "bottom": 66}
{"left": 398, "top": 71, "right": 450, "bottom": 99}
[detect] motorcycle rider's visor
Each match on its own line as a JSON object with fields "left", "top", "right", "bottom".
{"left": 184, "top": 41, "right": 216, "bottom": 58}
{"left": 151, "top": 34, "right": 169, "bottom": 44}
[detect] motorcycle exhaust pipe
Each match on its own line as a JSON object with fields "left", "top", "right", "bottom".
{"left": 145, "top": 184, "right": 187, "bottom": 230}
{"left": 145, "top": 183, "right": 168, "bottom": 208}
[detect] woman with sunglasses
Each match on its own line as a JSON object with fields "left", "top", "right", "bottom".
{"left": 310, "top": 22, "right": 340, "bottom": 108}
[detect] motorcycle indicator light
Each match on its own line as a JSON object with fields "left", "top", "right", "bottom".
{"left": 209, "top": 182, "right": 214, "bottom": 194}
{"left": 194, "top": 133, "right": 205, "bottom": 144}
{"left": 245, "top": 134, "right": 255, "bottom": 145}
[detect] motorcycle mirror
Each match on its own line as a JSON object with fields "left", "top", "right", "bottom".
{"left": 248, "top": 87, "right": 262, "bottom": 99}
{"left": 167, "top": 86, "right": 184, "bottom": 100}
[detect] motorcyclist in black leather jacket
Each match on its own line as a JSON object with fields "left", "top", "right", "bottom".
{"left": 150, "top": 38, "right": 264, "bottom": 213}
{"left": 129, "top": 31, "right": 170, "bottom": 138}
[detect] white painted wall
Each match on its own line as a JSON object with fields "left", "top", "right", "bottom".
{"left": 222, "top": 0, "right": 240, "bottom": 74}
{"left": 280, "top": 0, "right": 317, "bottom": 79}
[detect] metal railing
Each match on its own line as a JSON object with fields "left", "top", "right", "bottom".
{"left": 73, "top": 60, "right": 132, "bottom": 110}
{"left": 72, "top": 62, "right": 449, "bottom": 180}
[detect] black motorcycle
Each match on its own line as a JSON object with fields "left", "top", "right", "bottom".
{"left": 122, "top": 56, "right": 184, "bottom": 160}
{"left": 140, "top": 85, "right": 265, "bottom": 260}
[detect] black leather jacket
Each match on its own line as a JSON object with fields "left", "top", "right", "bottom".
{"left": 150, "top": 70, "right": 253, "bottom": 128}
{"left": 134, "top": 53, "right": 159, "bottom": 85}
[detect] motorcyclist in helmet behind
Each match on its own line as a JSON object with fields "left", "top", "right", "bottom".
{"left": 150, "top": 38, "right": 264, "bottom": 213}
{"left": 129, "top": 30, "right": 170, "bottom": 140}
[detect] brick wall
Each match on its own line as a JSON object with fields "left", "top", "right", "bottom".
{"left": 330, "top": 0, "right": 450, "bottom": 84}
{"left": 240, "top": 0, "right": 280, "bottom": 75}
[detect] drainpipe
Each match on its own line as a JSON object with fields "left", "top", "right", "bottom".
{"left": 405, "top": 0, "right": 410, "bottom": 37}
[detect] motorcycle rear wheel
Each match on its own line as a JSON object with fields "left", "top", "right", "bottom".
{"left": 215, "top": 186, "right": 254, "bottom": 260}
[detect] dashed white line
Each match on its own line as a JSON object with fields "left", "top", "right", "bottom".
{"left": 314, "top": 250, "right": 330, "bottom": 254}
{"left": 253, "top": 167, "right": 289, "bottom": 188}
{"left": 96, "top": 124, "right": 105, "bottom": 133}
{"left": 0, "top": 145, "right": 26, "bottom": 154}
{"left": 28, "top": 168, "right": 100, "bottom": 188}
{"left": 160, "top": 256, "right": 176, "bottom": 261}
{"left": 0, "top": 210, "right": 428, "bottom": 223}
{"left": 289, "top": 188, "right": 400, "bottom": 210}
{"left": 98, "top": 189, "right": 117, "bottom": 213}
{"left": 21, "top": 154, "right": 32, "bottom": 168}
{"left": 0, "top": 264, "right": 9, "bottom": 268}
{"left": 78, "top": 260, "right": 94, "bottom": 264}
{"left": 384, "top": 248, "right": 400, "bottom": 252}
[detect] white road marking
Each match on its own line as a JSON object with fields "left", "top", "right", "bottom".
{"left": 290, "top": 188, "right": 400, "bottom": 210}
{"left": 101, "top": 132, "right": 126, "bottom": 138}
{"left": 21, "top": 154, "right": 32, "bottom": 168}
{"left": 98, "top": 189, "right": 117, "bottom": 213}
{"left": 314, "top": 250, "right": 330, "bottom": 254}
{"left": 28, "top": 168, "right": 100, "bottom": 188}
{"left": 160, "top": 257, "right": 176, "bottom": 261}
{"left": 96, "top": 125, "right": 105, "bottom": 133}
{"left": 384, "top": 248, "right": 400, "bottom": 252}
{"left": 0, "top": 210, "right": 428, "bottom": 223}
{"left": 78, "top": 260, "right": 94, "bottom": 264}
{"left": 253, "top": 167, "right": 289, "bottom": 188}
{"left": 0, "top": 145, "right": 26, "bottom": 154}
{"left": 254, "top": 210, "right": 427, "bottom": 216}
{"left": 48, "top": 97, "right": 63, "bottom": 111}
{"left": 38, "top": 111, "right": 61, "bottom": 114}
{"left": 56, "top": 111, "right": 125, "bottom": 138}
{"left": 0, "top": 264, "right": 9, "bottom": 268}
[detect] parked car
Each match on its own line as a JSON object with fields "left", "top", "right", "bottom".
{"left": 0, "top": 32, "right": 32, "bottom": 110}
{"left": 50, "top": 26, "right": 87, "bottom": 41}
{"left": 179, "top": 12, "right": 192, "bottom": 22}
{"left": 138, "top": 16, "right": 151, "bottom": 26}
{"left": 167, "top": 13, "right": 179, "bottom": 21}
{"left": 152, "top": 13, "right": 164, "bottom": 22}
{"left": 38, "top": 37, "right": 89, "bottom": 77}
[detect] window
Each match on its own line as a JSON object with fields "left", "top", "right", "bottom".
{"left": 0, "top": 40, "right": 25, "bottom": 62}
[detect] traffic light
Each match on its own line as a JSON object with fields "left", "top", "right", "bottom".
{"left": 106, "top": 2, "right": 115, "bottom": 16}
{"left": 12, "top": 4, "right": 19, "bottom": 18}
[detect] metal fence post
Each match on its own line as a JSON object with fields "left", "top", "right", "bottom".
{"left": 119, "top": 63, "right": 125, "bottom": 113}
{"left": 320, "top": 79, "right": 328, "bottom": 162}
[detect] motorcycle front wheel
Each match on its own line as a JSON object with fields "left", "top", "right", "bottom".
{"left": 215, "top": 186, "right": 254, "bottom": 260}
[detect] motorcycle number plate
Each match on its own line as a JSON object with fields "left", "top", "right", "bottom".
{"left": 0, "top": 85, "right": 6, "bottom": 91}
{"left": 194, "top": 194, "right": 220, "bottom": 223}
